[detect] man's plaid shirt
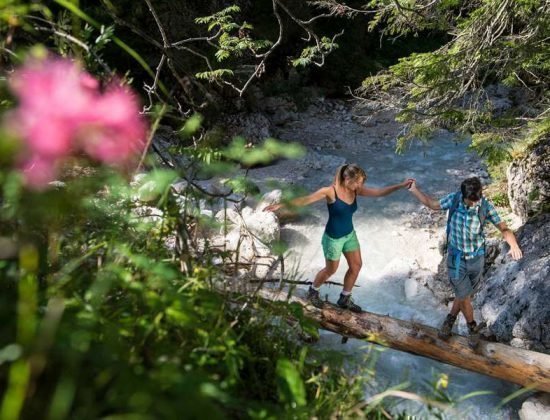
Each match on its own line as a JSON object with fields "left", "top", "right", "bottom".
{"left": 439, "top": 193, "right": 501, "bottom": 257}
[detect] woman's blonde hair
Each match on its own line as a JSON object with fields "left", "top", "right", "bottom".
{"left": 334, "top": 163, "right": 367, "bottom": 186}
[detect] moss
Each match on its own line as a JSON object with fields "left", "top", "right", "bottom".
{"left": 528, "top": 187, "right": 540, "bottom": 203}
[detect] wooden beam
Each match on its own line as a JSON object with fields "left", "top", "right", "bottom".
{"left": 258, "top": 288, "right": 550, "bottom": 393}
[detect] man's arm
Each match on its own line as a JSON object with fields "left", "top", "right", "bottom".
{"left": 496, "top": 222, "right": 523, "bottom": 260}
{"left": 408, "top": 181, "right": 441, "bottom": 210}
{"left": 358, "top": 179, "right": 413, "bottom": 197}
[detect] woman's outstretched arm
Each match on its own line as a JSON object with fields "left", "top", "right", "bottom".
{"left": 264, "top": 186, "right": 331, "bottom": 212}
{"left": 357, "top": 178, "right": 414, "bottom": 198}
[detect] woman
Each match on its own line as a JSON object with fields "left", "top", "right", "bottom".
{"left": 265, "top": 163, "right": 413, "bottom": 312}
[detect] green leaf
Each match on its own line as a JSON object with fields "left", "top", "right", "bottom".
{"left": 180, "top": 114, "right": 204, "bottom": 138}
{"left": 276, "top": 358, "right": 307, "bottom": 407}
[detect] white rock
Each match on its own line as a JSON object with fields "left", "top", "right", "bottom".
{"left": 243, "top": 208, "right": 280, "bottom": 244}
{"left": 237, "top": 235, "right": 256, "bottom": 262}
{"left": 519, "top": 394, "right": 550, "bottom": 420}
{"left": 171, "top": 180, "right": 189, "bottom": 194}
{"left": 215, "top": 208, "right": 241, "bottom": 226}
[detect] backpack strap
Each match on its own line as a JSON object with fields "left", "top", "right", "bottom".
{"left": 477, "top": 197, "right": 491, "bottom": 239}
{"left": 446, "top": 192, "right": 462, "bottom": 240}
{"left": 478, "top": 198, "right": 489, "bottom": 229}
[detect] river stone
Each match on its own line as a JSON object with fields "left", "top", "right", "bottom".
{"left": 194, "top": 179, "right": 232, "bottom": 196}
{"left": 507, "top": 136, "right": 550, "bottom": 223}
{"left": 215, "top": 208, "right": 241, "bottom": 227}
{"left": 171, "top": 180, "right": 189, "bottom": 194}
{"left": 214, "top": 206, "right": 280, "bottom": 244}
{"left": 252, "top": 256, "right": 282, "bottom": 280}
{"left": 241, "top": 207, "right": 280, "bottom": 244}
{"left": 519, "top": 393, "right": 550, "bottom": 420}
{"left": 152, "top": 134, "right": 192, "bottom": 170}
{"left": 256, "top": 189, "right": 282, "bottom": 212}
{"left": 475, "top": 213, "right": 550, "bottom": 353}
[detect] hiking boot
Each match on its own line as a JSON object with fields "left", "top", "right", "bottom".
{"left": 438, "top": 314, "right": 457, "bottom": 340}
{"left": 306, "top": 287, "right": 324, "bottom": 309}
{"left": 467, "top": 320, "right": 486, "bottom": 350}
{"left": 337, "top": 293, "right": 362, "bottom": 313}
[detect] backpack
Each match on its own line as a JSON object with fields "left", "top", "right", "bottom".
{"left": 438, "top": 192, "right": 490, "bottom": 256}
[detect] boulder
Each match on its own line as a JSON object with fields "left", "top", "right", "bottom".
{"left": 507, "top": 136, "right": 550, "bottom": 223}
{"left": 256, "top": 189, "right": 282, "bottom": 212}
{"left": 215, "top": 208, "right": 241, "bottom": 226}
{"left": 241, "top": 207, "right": 280, "bottom": 244}
{"left": 194, "top": 179, "right": 232, "bottom": 196}
{"left": 475, "top": 214, "right": 550, "bottom": 353}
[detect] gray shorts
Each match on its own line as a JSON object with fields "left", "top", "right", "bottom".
{"left": 446, "top": 253, "right": 484, "bottom": 299}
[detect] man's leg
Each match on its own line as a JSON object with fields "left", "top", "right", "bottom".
{"left": 450, "top": 298, "right": 461, "bottom": 317}
{"left": 440, "top": 255, "right": 464, "bottom": 339}
{"left": 459, "top": 296, "right": 474, "bottom": 323}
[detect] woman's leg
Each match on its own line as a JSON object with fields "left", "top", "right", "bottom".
{"left": 342, "top": 249, "right": 362, "bottom": 292}
{"left": 312, "top": 259, "right": 340, "bottom": 288}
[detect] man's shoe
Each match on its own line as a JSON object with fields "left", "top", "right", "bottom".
{"left": 337, "top": 293, "right": 362, "bottom": 313}
{"left": 438, "top": 314, "right": 457, "bottom": 340}
{"left": 467, "top": 320, "right": 486, "bottom": 350}
{"left": 306, "top": 287, "right": 324, "bottom": 309}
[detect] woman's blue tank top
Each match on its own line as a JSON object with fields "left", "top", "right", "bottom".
{"left": 325, "top": 186, "right": 357, "bottom": 239}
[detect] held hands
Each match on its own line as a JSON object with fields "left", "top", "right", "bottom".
{"left": 402, "top": 178, "right": 416, "bottom": 190}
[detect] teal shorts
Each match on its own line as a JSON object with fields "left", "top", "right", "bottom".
{"left": 322, "top": 230, "right": 360, "bottom": 261}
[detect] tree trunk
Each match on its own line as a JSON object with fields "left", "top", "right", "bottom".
{"left": 258, "top": 288, "right": 550, "bottom": 393}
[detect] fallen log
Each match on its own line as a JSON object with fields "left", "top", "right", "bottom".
{"left": 258, "top": 288, "right": 550, "bottom": 393}
{"left": 249, "top": 279, "right": 354, "bottom": 287}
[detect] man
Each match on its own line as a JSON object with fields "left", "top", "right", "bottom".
{"left": 408, "top": 177, "right": 523, "bottom": 340}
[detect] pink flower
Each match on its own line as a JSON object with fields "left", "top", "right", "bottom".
{"left": 20, "top": 155, "right": 58, "bottom": 190}
{"left": 5, "top": 57, "right": 148, "bottom": 189}
{"left": 79, "top": 86, "right": 147, "bottom": 164}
